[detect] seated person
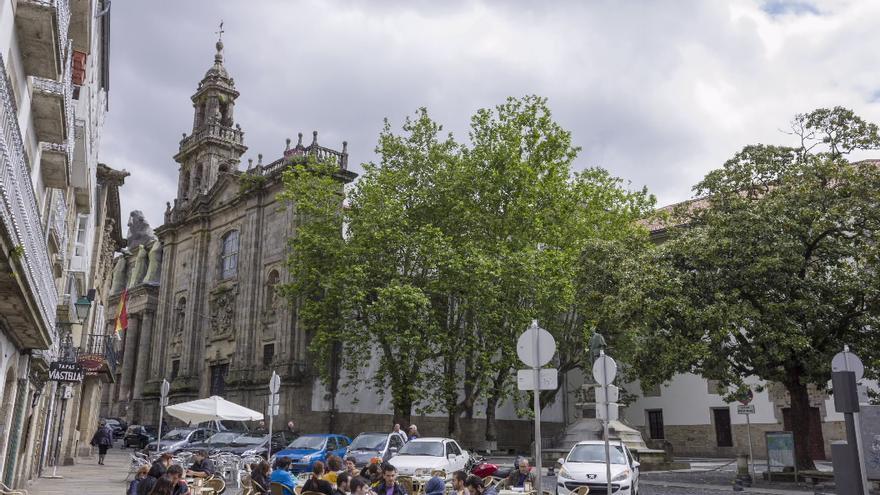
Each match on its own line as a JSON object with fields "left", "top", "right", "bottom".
{"left": 374, "top": 463, "right": 408, "bottom": 495}
{"left": 302, "top": 461, "right": 334, "bottom": 495}
{"left": 505, "top": 458, "right": 537, "bottom": 489}
{"left": 167, "top": 465, "right": 189, "bottom": 495}
{"left": 465, "top": 475, "right": 497, "bottom": 495}
{"left": 251, "top": 460, "right": 271, "bottom": 495}
{"left": 270, "top": 457, "right": 297, "bottom": 495}
{"left": 187, "top": 450, "right": 215, "bottom": 479}
{"left": 424, "top": 476, "right": 446, "bottom": 495}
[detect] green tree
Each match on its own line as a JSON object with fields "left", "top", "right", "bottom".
{"left": 630, "top": 107, "right": 880, "bottom": 469}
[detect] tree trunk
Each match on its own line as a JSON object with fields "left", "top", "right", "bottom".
{"left": 393, "top": 401, "right": 412, "bottom": 428}
{"left": 485, "top": 395, "right": 499, "bottom": 443}
{"left": 785, "top": 373, "right": 817, "bottom": 471}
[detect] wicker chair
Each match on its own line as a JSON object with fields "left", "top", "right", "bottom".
{"left": 270, "top": 482, "right": 289, "bottom": 495}
{"left": 397, "top": 476, "right": 415, "bottom": 495}
{"left": 204, "top": 476, "right": 226, "bottom": 495}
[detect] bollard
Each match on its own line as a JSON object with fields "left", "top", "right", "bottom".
{"left": 733, "top": 479, "right": 744, "bottom": 492}
{"left": 735, "top": 454, "right": 753, "bottom": 487}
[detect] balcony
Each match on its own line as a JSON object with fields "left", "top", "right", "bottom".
{"left": 29, "top": 43, "right": 74, "bottom": 188}
{"left": 77, "top": 333, "right": 118, "bottom": 379}
{"left": 15, "top": 0, "right": 70, "bottom": 80}
{"left": 46, "top": 188, "right": 67, "bottom": 262}
{"left": 0, "top": 53, "right": 59, "bottom": 349}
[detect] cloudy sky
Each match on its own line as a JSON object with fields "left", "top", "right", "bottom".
{"left": 101, "top": 0, "right": 880, "bottom": 228}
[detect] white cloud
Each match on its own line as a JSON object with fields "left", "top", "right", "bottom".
{"left": 101, "top": 0, "right": 880, "bottom": 228}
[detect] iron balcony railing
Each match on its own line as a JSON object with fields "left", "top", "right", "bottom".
{"left": 0, "top": 54, "right": 59, "bottom": 336}
{"left": 80, "top": 333, "right": 118, "bottom": 376}
{"left": 48, "top": 188, "right": 67, "bottom": 256}
{"left": 22, "top": 0, "right": 70, "bottom": 65}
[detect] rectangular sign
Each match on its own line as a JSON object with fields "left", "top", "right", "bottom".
{"left": 766, "top": 431, "right": 795, "bottom": 471}
{"left": 596, "top": 402, "right": 619, "bottom": 422}
{"left": 49, "top": 362, "right": 84, "bottom": 382}
{"left": 517, "top": 368, "right": 558, "bottom": 391}
{"left": 737, "top": 404, "right": 756, "bottom": 415}
{"left": 596, "top": 384, "right": 619, "bottom": 404}
{"left": 860, "top": 405, "right": 880, "bottom": 480}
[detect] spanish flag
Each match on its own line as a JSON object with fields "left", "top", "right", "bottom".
{"left": 114, "top": 288, "right": 129, "bottom": 337}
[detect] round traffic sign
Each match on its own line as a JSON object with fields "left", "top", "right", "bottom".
{"left": 592, "top": 355, "right": 617, "bottom": 386}
{"left": 832, "top": 350, "right": 864, "bottom": 381}
{"left": 516, "top": 320, "right": 556, "bottom": 368}
{"left": 160, "top": 379, "right": 170, "bottom": 398}
{"left": 269, "top": 371, "right": 281, "bottom": 393}
{"left": 737, "top": 389, "right": 754, "bottom": 405}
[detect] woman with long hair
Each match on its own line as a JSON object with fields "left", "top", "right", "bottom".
{"left": 302, "top": 461, "right": 334, "bottom": 495}
{"left": 251, "top": 460, "right": 271, "bottom": 495}
{"left": 148, "top": 475, "right": 176, "bottom": 495}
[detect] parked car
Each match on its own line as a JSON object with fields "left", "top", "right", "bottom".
{"left": 216, "top": 430, "right": 297, "bottom": 458}
{"left": 182, "top": 431, "right": 247, "bottom": 455}
{"left": 103, "top": 418, "right": 124, "bottom": 438}
{"left": 347, "top": 432, "right": 406, "bottom": 467}
{"left": 555, "top": 440, "right": 640, "bottom": 495}
{"left": 143, "top": 427, "right": 214, "bottom": 454}
{"left": 273, "top": 433, "right": 351, "bottom": 473}
{"left": 387, "top": 437, "right": 469, "bottom": 481}
{"left": 123, "top": 425, "right": 158, "bottom": 449}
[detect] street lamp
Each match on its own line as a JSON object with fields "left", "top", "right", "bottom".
{"left": 74, "top": 296, "right": 91, "bottom": 322}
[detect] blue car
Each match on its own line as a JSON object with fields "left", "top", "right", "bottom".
{"left": 273, "top": 433, "right": 351, "bottom": 473}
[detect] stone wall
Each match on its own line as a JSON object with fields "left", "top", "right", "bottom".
{"left": 638, "top": 420, "right": 848, "bottom": 459}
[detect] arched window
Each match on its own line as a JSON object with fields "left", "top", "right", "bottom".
{"left": 220, "top": 230, "right": 239, "bottom": 279}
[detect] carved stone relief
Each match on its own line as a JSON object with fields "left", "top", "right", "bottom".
{"left": 209, "top": 284, "right": 238, "bottom": 340}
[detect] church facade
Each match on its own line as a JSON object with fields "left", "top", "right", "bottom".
{"left": 105, "top": 39, "right": 568, "bottom": 449}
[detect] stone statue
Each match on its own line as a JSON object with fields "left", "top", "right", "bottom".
{"left": 145, "top": 240, "right": 163, "bottom": 285}
{"left": 127, "top": 245, "right": 148, "bottom": 288}
{"left": 126, "top": 210, "right": 156, "bottom": 250}
{"left": 110, "top": 255, "right": 128, "bottom": 294}
{"left": 589, "top": 331, "right": 607, "bottom": 365}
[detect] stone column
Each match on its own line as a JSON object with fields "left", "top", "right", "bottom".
{"left": 117, "top": 314, "right": 141, "bottom": 411}
{"left": 132, "top": 311, "right": 154, "bottom": 423}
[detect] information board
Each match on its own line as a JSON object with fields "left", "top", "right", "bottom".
{"left": 766, "top": 431, "right": 795, "bottom": 473}
{"left": 860, "top": 405, "right": 880, "bottom": 480}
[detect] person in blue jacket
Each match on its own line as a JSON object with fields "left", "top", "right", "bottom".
{"left": 270, "top": 457, "right": 297, "bottom": 495}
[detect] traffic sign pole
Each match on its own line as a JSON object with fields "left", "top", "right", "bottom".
{"left": 532, "top": 322, "right": 542, "bottom": 495}
{"left": 268, "top": 371, "right": 281, "bottom": 459}
{"left": 602, "top": 352, "right": 611, "bottom": 495}
{"left": 157, "top": 379, "right": 170, "bottom": 454}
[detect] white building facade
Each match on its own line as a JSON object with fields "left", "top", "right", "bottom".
{"left": 0, "top": 0, "right": 116, "bottom": 487}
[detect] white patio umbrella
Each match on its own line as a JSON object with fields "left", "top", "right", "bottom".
{"left": 164, "top": 395, "right": 264, "bottom": 424}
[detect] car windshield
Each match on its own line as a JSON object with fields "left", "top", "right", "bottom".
{"left": 163, "top": 429, "right": 191, "bottom": 441}
{"left": 568, "top": 445, "right": 627, "bottom": 465}
{"left": 397, "top": 441, "right": 443, "bottom": 457}
{"left": 205, "top": 432, "right": 241, "bottom": 444}
{"left": 287, "top": 436, "right": 326, "bottom": 450}
{"left": 232, "top": 435, "right": 266, "bottom": 446}
{"left": 350, "top": 434, "right": 387, "bottom": 451}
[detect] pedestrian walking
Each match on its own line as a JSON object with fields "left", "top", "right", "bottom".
{"left": 90, "top": 419, "right": 114, "bottom": 465}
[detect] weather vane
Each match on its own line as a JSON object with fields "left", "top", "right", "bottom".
{"left": 215, "top": 20, "right": 225, "bottom": 41}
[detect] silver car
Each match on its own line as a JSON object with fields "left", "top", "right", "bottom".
{"left": 144, "top": 427, "right": 213, "bottom": 454}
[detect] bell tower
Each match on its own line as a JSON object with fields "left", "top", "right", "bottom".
{"left": 173, "top": 31, "right": 247, "bottom": 206}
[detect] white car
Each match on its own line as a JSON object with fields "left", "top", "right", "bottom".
{"left": 387, "top": 437, "right": 469, "bottom": 481}
{"left": 556, "top": 440, "right": 640, "bottom": 495}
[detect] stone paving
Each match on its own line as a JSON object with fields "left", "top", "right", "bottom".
{"left": 28, "top": 447, "right": 133, "bottom": 495}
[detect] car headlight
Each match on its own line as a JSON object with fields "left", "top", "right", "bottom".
{"left": 558, "top": 467, "right": 571, "bottom": 479}
{"left": 611, "top": 469, "right": 630, "bottom": 482}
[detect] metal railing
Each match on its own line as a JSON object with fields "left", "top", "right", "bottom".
{"left": 21, "top": 0, "right": 70, "bottom": 64}
{"left": 48, "top": 188, "right": 67, "bottom": 257}
{"left": 0, "top": 53, "right": 59, "bottom": 336}
{"left": 80, "top": 333, "right": 118, "bottom": 375}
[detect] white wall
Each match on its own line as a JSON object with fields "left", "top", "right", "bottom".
{"left": 311, "top": 355, "right": 564, "bottom": 423}
{"left": 622, "top": 373, "right": 778, "bottom": 426}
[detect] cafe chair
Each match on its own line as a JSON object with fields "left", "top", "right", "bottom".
{"left": 270, "top": 482, "right": 288, "bottom": 495}
{"left": 205, "top": 476, "right": 226, "bottom": 494}
{"left": 572, "top": 486, "right": 589, "bottom": 495}
{"left": 301, "top": 491, "right": 326, "bottom": 495}
{"left": 397, "top": 476, "right": 415, "bottom": 495}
